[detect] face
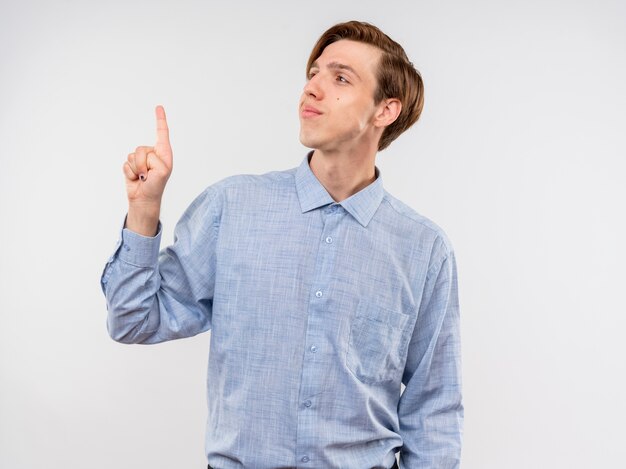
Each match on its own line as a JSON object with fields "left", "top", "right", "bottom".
{"left": 299, "top": 39, "right": 385, "bottom": 153}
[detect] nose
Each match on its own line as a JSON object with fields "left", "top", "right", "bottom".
{"left": 303, "top": 74, "right": 323, "bottom": 100}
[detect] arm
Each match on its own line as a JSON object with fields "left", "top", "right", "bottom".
{"left": 397, "top": 246, "right": 463, "bottom": 468}
{"left": 99, "top": 104, "right": 219, "bottom": 344}
{"left": 100, "top": 186, "right": 220, "bottom": 344}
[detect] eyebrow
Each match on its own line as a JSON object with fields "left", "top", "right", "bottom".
{"left": 310, "top": 60, "right": 362, "bottom": 81}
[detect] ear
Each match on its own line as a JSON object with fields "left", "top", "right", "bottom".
{"left": 373, "top": 98, "right": 402, "bottom": 128}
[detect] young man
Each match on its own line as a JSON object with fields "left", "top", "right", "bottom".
{"left": 101, "top": 20, "right": 463, "bottom": 469}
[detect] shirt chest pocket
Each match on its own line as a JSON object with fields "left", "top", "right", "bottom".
{"left": 346, "top": 301, "right": 412, "bottom": 384}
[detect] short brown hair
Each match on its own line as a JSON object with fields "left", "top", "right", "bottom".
{"left": 306, "top": 20, "right": 424, "bottom": 151}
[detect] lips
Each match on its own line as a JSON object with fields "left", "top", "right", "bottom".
{"left": 301, "top": 105, "right": 323, "bottom": 118}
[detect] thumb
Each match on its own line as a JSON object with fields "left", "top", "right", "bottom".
{"left": 144, "top": 151, "right": 169, "bottom": 180}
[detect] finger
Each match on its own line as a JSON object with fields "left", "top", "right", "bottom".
{"left": 126, "top": 152, "right": 140, "bottom": 175}
{"left": 123, "top": 161, "right": 139, "bottom": 181}
{"left": 154, "top": 105, "right": 171, "bottom": 162}
{"left": 134, "top": 146, "right": 153, "bottom": 180}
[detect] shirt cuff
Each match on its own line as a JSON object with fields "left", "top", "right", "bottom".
{"left": 118, "top": 214, "right": 163, "bottom": 267}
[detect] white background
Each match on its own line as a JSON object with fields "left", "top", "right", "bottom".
{"left": 1, "top": 0, "right": 624, "bottom": 468}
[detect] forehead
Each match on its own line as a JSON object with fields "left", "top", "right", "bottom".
{"left": 314, "top": 39, "right": 381, "bottom": 79}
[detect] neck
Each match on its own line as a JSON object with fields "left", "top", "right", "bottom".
{"left": 308, "top": 145, "right": 378, "bottom": 203}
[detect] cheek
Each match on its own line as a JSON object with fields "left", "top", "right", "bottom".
{"left": 330, "top": 96, "right": 372, "bottom": 130}
{"left": 350, "top": 102, "right": 376, "bottom": 129}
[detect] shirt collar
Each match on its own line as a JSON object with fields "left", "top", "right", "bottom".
{"left": 295, "top": 150, "right": 384, "bottom": 227}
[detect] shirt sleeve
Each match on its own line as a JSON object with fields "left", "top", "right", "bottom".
{"left": 99, "top": 186, "right": 220, "bottom": 344}
{"left": 397, "top": 243, "right": 464, "bottom": 468}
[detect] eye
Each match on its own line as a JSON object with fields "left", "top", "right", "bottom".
{"left": 336, "top": 75, "right": 349, "bottom": 84}
{"left": 307, "top": 70, "right": 317, "bottom": 80}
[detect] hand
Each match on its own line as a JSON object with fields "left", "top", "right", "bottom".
{"left": 122, "top": 105, "right": 173, "bottom": 236}
{"left": 123, "top": 105, "right": 173, "bottom": 206}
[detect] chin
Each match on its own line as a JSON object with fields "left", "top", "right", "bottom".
{"left": 298, "top": 131, "right": 320, "bottom": 150}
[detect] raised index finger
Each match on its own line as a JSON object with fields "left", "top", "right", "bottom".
{"left": 154, "top": 105, "right": 171, "bottom": 154}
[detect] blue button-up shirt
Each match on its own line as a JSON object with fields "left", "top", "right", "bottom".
{"left": 100, "top": 151, "right": 463, "bottom": 468}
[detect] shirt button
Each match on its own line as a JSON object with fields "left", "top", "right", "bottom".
{"left": 123, "top": 244, "right": 130, "bottom": 251}
{"left": 310, "top": 345, "right": 317, "bottom": 353}
{"left": 325, "top": 236, "right": 332, "bottom": 243}
{"left": 315, "top": 290, "right": 323, "bottom": 298}
{"left": 301, "top": 456, "right": 310, "bottom": 463}
{"left": 304, "top": 400, "right": 312, "bottom": 407}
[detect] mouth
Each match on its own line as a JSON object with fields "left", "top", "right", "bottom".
{"left": 301, "top": 105, "right": 323, "bottom": 119}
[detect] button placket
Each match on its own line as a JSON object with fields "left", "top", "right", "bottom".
{"left": 296, "top": 205, "right": 343, "bottom": 464}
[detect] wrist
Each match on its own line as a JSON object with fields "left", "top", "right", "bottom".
{"left": 126, "top": 203, "right": 161, "bottom": 237}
